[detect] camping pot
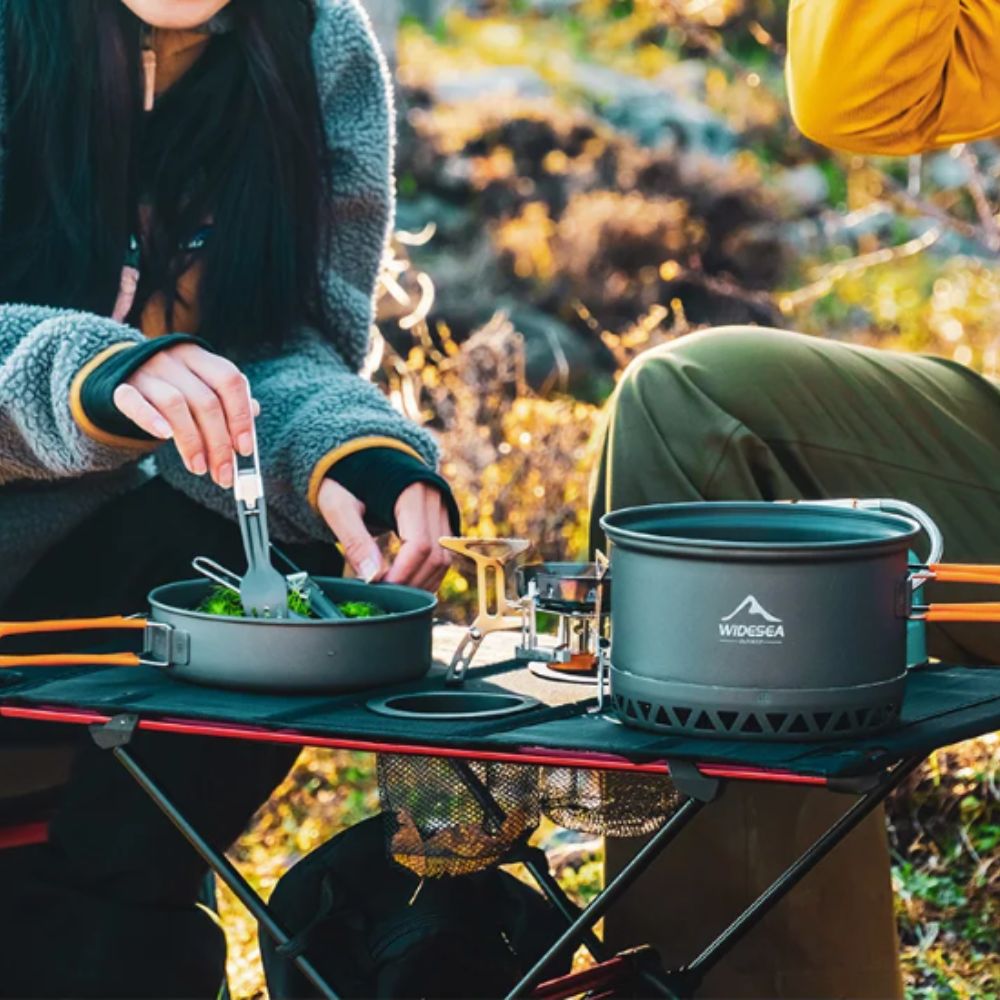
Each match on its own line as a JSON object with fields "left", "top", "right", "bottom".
{"left": 600, "top": 500, "right": 1000, "bottom": 740}
{"left": 0, "top": 578, "right": 436, "bottom": 693}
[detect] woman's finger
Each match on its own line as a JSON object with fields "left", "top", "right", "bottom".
{"left": 416, "top": 491, "right": 453, "bottom": 591}
{"left": 316, "top": 479, "right": 385, "bottom": 582}
{"left": 129, "top": 372, "right": 206, "bottom": 475}
{"left": 387, "top": 485, "right": 450, "bottom": 590}
{"left": 385, "top": 538, "right": 432, "bottom": 587}
{"left": 177, "top": 345, "right": 255, "bottom": 458}
{"left": 112, "top": 383, "right": 173, "bottom": 441}
{"left": 403, "top": 490, "right": 449, "bottom": 591}
{"left": 427, "top": 510, "right": 454, "bottom": 590}
{"left": 386, "top": 488, "right": 432, "bottom": 586}
{"left": 153, "top": 356, "right": 235, "bottom": 488}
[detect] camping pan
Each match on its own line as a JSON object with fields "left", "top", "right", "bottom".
{"left": 599, "top": 499, "right": 1000, "bottom": 741}
{"left": 0, "top": 578, "right": 436, "bottom": 693}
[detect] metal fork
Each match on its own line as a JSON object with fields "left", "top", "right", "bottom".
{"left": 192, "top": 556, "right": 312, "bottom": 621}
{"left": 233, "top": 425, "right": 289, "bottom": 619}
{"left": 271, "top": 545, "right": 346, "bottom": 620}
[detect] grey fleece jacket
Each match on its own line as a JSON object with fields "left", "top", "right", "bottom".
{"left": 0, "top": 0, "right": 438, "bottom": 607}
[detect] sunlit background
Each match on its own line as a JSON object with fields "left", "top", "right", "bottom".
{"left": 220, "top": 2, "right": 999, "bottom": 995}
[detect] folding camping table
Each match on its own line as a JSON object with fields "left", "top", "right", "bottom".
{"left": 1, "top": 628, "right": 998, "bottom": 1000}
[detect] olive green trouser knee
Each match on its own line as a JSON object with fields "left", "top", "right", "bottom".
{"left": 590, "top": 327, "right": 1000, "bottom": 999}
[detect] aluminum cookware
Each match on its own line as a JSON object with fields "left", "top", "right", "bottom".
{"left": 0, "top": 578, "right": 436, "bottom": 693}
{"left": 600, "top": 500, "right": 1000, "bottom": 740}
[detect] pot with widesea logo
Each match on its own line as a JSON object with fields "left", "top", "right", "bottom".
{"left": 599, "top": 501, "right": 1000, "bottom": 741}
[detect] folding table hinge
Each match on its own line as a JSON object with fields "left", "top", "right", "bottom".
{"left": 826, "top": 772, "right": 884, "bottom": 795}
{"left": 668, "top": 759, "right": 721, "bottom": 803}
{"left": 89, "top": 713, "right": 139, "bottom": 750}
{"left": 665, "top": 964, "right": 703, "bottom": 997}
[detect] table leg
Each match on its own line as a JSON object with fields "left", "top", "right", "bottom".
{"left": 517, "top": 844, "right": 610, "bottom": 963}
{"left": 504, "top": 796, "right": 706, "bottom": 999}
{"left": 88, "top": 712, "right": 921, "bottom": 1000}
{"left": 668, "top": 756, "right": 923, "bottom": 997}
{"left": 109, "top": 743, "right": 341, "bottom": 1000}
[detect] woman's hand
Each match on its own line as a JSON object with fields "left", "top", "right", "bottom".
{"left": 113, "top": 342, "right": 257, "bottom": 488}
{"left": 317, "top": 478, "right": 452, "bottom": 591}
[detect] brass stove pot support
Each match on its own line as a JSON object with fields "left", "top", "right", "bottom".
{"left": 439, "top": 537, "right": 531, "bottom": 685}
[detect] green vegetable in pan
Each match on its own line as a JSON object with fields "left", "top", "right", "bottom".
{"left": 336, "top": 601, "right": 383, "bottom": 619}
{"left": 197, "top": 587, "right": 249, "bottom": 618}
{"left": 197, "top": 586, "right": 313, "bottom": 618}
{"left": 195, "top": 585, "right": 384, "bottom": 619}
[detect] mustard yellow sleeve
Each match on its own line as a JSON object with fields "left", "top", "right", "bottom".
{"left": 787, "top": 0, "right": 1000, "bottom": 154}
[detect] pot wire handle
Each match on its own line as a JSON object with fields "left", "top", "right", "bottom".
{"left": 783, "top": 498, "right": 945, "bottom": 575}
{"left": 871, "top": 499, "right": 944, "bottom": 565}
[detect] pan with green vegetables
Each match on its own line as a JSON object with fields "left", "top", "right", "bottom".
{"left": 0, "top": 421, "right": 437, "bottom": 693}
{"left": 0, "top": 575, "right": 437, "bottom": 693}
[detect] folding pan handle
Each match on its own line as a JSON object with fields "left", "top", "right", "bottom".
{"left": 917, "top": 603, "right": 1000, "bottom": 623}
{"left": 911, "top": 563, "right": 1000, "bottom": 622}
{"left": 922, "top": 563, "right": 1000, "bottom": 585}
{"left": 0, "top": 616, "right": 146, "bottom": 668}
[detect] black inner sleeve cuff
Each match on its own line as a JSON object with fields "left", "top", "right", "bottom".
{"left": 80, "top": 334, "right": 209, "bottom": 439}
{"left": 327, "top": 448, "right": 462, "bottom": 536}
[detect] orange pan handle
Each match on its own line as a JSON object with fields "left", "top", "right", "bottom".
{"left": 925, "top": 563, "right": 1000, "bottom": 586}
{"left": 920, "top": 603, "right": 1000, "bottom": 623}
{"left": 914, "top": 564, "right": 1000, "bottom": 622}
{"left": 0, "top": 652, "right": 142, "bottom": 667}
{"left": 0, "top": 616, "right": 146, "bottom": 668}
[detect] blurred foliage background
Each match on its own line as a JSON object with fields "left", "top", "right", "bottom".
{"left": 222, "top": 1, "right": 999, "bottom": 996}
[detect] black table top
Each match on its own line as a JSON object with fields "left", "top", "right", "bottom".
{"left": 1, "top": 658, "right": 998, "bottom": 779}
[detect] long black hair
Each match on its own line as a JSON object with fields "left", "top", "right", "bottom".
{"left": 1, "top": 0, "right": 335, "bottom": 351}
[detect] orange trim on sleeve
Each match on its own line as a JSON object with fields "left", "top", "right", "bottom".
{"left": 307, "top": 436, "right": 426, "bottom": 511}
{"left": 69, "top": 342, "right": 160, "bottom": 451}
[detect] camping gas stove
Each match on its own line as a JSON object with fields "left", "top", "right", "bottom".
{"left": 516, "top": 561, "right": 611, "bottom": 684}
{"left": 439, "top": 539, "right": 610, "bottom": 687}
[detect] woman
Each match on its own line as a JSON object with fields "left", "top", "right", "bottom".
{"left": 592, "top": 2, "right": 1000, "bottom": 997}
{"left": 0, "top": 0, "right": 456, "bottom": 994}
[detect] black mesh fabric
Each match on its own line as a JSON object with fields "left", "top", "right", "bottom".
{"left": 377, "top": 755, "right": 540, "bottom": 877}
{"left": 540, "top": 767, "right": 680, "bottom": 838}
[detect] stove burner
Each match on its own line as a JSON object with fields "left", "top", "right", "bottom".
{"left": 441, "top": 540, "right": 610, "bottom": 688}
{"left": 551, "top": 652, "right": 599, "bottom": 674}
{"left": 528, "top": 660, "right": 602, "bottom": 685}
{"left": 515, "top": 562, "right": 611, "bottom": 615}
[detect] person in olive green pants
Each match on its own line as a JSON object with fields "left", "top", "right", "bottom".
{"left": 589, "top": 1, "right": 1000, "bottom": 993}
{"left": 589, "top": 326, "right": 1000, "bottom": 998}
